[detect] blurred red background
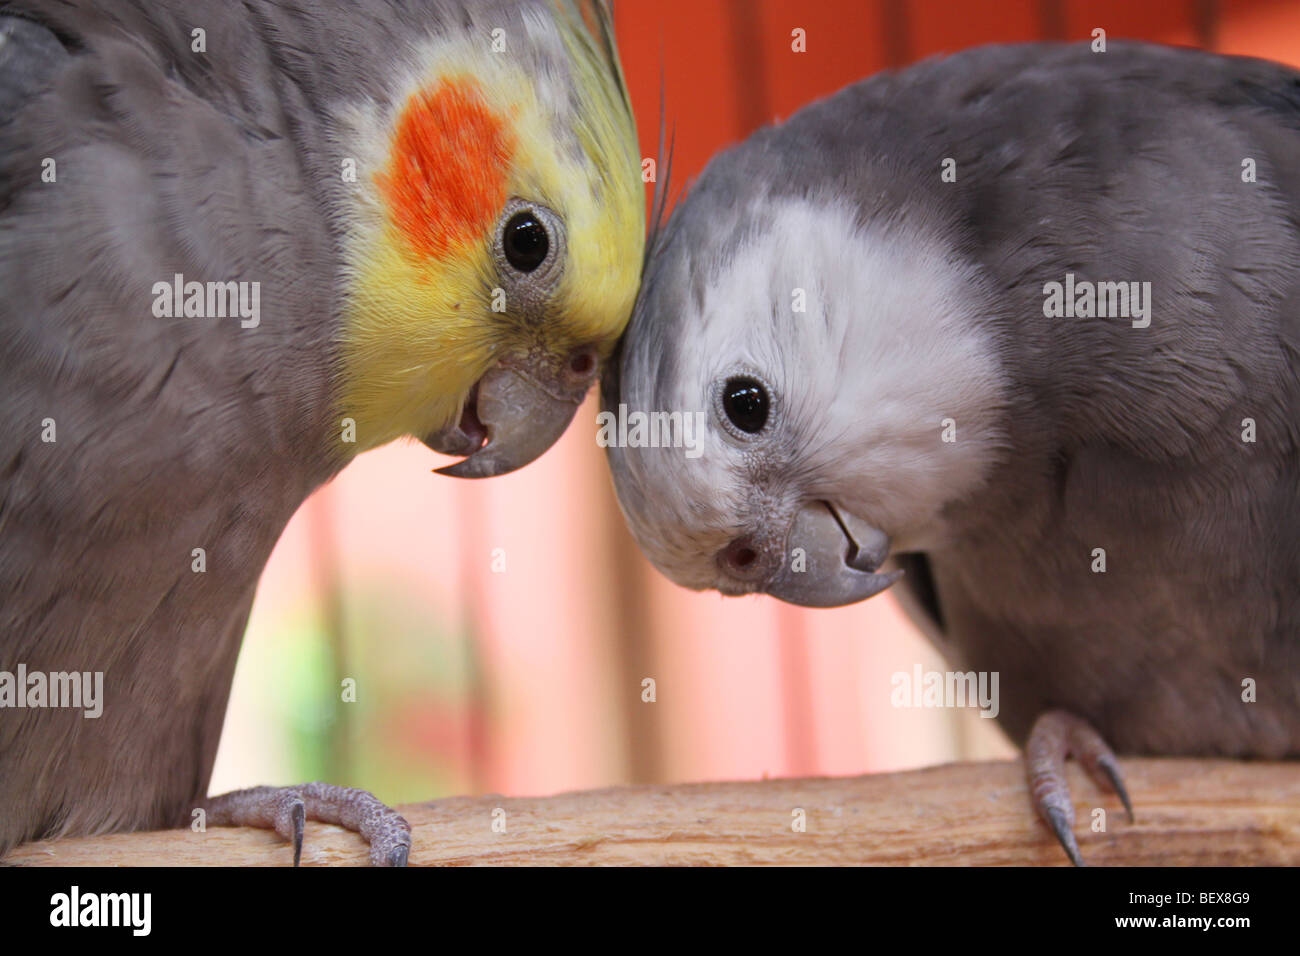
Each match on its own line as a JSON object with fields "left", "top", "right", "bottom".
{"left": 211, "top": 0, "right": 1300, "bottom": 805}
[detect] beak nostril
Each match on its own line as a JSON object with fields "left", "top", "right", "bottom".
{"left": 568, "top": 348, "right": 597, "bottom": 378}
{"left": 720, "top": 538, "right": 762, "bottom": 576}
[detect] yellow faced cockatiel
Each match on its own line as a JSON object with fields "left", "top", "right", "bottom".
{"left": 0, "top": 0, "right": 643, "bottom": 865}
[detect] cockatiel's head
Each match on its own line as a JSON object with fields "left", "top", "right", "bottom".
{"left": 602, "top": 127, "right": 1009, "bottom": 607}
{"left": 338, "top": 0, "right": 643, "bottom": 476}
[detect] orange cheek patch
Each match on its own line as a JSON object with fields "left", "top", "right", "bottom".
{"left": 376, "top": 78, "right": 515, "bottom": 261}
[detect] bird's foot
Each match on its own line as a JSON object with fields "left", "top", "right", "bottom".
{"left": 201, "top": 782, "right": 411, "bottom": 866}
{"left": 1025, "top": 710, "right": 1133, "bottom": 866}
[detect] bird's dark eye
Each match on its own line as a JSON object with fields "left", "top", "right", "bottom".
{"left": 502, "top": 211, "right": 549, "bottom": 272}
{"left": 722, "top": 377, "right": 769, "bottom": 433}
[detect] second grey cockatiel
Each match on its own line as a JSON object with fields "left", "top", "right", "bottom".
{"left": 602, "top": 41, "right": 1300, "bottom": 864}
{"left": 0, "top": 0, "right": 643, "bottom": 864}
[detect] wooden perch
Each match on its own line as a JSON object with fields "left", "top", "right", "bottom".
{"left": 8, "top": 758, "right": 1298, "bottom": 866}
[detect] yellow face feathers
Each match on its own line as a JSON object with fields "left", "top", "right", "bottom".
{"left": 337, "top": 1, "right": 644, "bottom": 453}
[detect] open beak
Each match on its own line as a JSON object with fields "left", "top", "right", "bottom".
{"left": 424, "top": 359, "right": 593, "bottom": 479}
{"left": 764, "top": 501, "right": 902, "bottom": 608}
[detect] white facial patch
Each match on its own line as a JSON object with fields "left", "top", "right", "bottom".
{"left": 618, "top": 196, "right": 1010, "bottom": 590}
{"left": 710, "top": 198, "right": 1009, "bottom": 552}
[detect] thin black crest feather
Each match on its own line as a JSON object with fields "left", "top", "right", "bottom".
{"left": 645, "top": 54, "right": 680, "bottom": 272}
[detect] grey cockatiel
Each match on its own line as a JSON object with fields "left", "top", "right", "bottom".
{"left": 0, "top": 0, "right": 643, "bottom": 864}
{"left": 603, "top": 41, "right": 1300, "bottom": 864}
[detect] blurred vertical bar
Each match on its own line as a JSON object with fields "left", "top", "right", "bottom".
{"left": 883, "top": 0, "right": 912, "bottom": 66}
{"left": 775, "top": 605, "right": 820, "bottom": 775}
{"left": 459, "top": 487, "right": 492, "bottom": 793}
{"left": 1039, "top": 0, "right": 1067, "bottom": 40}
{"left": 729, "top": 0, "right": 772, "bottom": 130}
{"left": 306, "top": 492, "right": 351, "bottom": 783}
{"left": 1195, "top": 0, "right": 1220, "bottom": 48}
{"left": 601, "top": 482, "right": 662, "bottom": 784}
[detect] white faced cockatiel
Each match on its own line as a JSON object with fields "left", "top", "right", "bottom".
{"left": 0, "top": 0, "right": 642, "bottom": 865}
{"left": 603, "top": 42, "right": 1300, "bottom": 865}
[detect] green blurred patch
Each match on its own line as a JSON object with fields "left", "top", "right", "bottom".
{"left": 241, "top": 580, "right": 481, "bottom": 806}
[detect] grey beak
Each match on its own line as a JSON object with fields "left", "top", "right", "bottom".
{"left": 433, "top": 366, "right": 584, "bottom": 479}
{"left": 765, "top": 502, "right": 902, "bottom": 608}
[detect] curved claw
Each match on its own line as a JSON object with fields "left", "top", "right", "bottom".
{"left": 1097, "top": 753, "right": 1135, "bottom": 823}
{"left": 1045, "top": 805, "right": 1086, "bottom": 868}
{"left": 389, "top": 844, "right": 409, "bottom": 867}
{"left": 765, "top": 501, "right": 901, "bottom": 608}
{"left": 435, "top": 366, "right": 584, "bottom": 479}
{"left": 290, "top": 800, "right": 305, "bottom": 868}
{"left": 1026, "top": 710, "right": 1133, "bottom": 866}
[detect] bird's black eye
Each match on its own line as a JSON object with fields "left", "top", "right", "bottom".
{"left": 722, "top": 377, "right": 769, "bottom": 433}
{"left": 502, "top": 211, "right": 549, "bottom": 272}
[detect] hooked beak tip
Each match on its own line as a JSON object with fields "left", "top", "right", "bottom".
{"left": 430, "top": 365, "right": 586, "bottom": 480}
{"left": 761, "top": 501, "right": 901, "bottom": 608}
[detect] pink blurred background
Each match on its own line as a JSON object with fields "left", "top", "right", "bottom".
{"left": 211, "top": 0, "right": 1300, "bottom": 804}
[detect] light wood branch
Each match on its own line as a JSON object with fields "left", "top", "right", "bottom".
{"left": 9, "top": 758, "right": 1297, "bottom": 866}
